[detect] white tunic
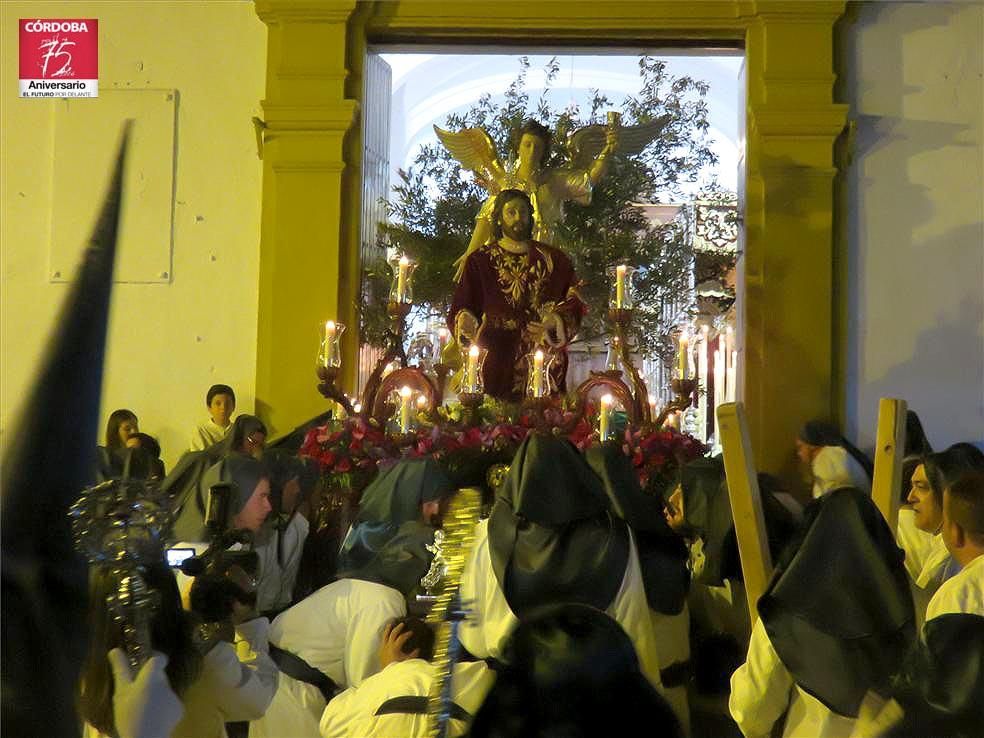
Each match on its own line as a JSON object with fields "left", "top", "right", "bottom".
{"left": 190, "top": 418, "right": 231, "bottom": 451}
{"left": 730, "top": 618, "right": 860, "bottom": 738}
{"left": 896, "top": 509, "right": 952, "bottom": 624}
{"left": 173, "top": 618, "right": 278, "bottom": 738}
{"left": 319, "top": 659, "right": 494, "bottom": 738}
{"left": 811, "top": 446, "right": 870, "bottom": 499}
{"left": 458, "top": 518, "right": 663, "bottom": 691}
{"left": 248, "top": 579, "right": 406, "bottom": 738}
{"left": 253, "top": 515, "right": 310, "bottom": 614}
{"left": 925, "top": 553, "right": 984, "bottom": 621}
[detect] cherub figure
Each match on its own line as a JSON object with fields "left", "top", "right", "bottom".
{"left": 435, "top": 113, "right": 670, "bottom": 280}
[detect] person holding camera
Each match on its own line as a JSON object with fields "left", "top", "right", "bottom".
{"left": 177, "top": 455, "right": 280, "bottom": 738}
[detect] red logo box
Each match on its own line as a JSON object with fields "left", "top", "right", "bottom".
{"left": 19, "top": 19, "right": 98, "bottom": 98}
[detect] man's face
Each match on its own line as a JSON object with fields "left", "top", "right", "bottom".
{"left": 234, "top": 478, "right": 272, "bottom": 533}
{"left": 517, "top": 133, "right": 546, "bottom": 169}
{"left": 908, "top": 464, "right": 942, "bottom": 533}
{"left": 499, "top": 197, "right": 533, "bottom": 241}
{"left": 118, "top": 419, "right": 138, "bottom": 446}
{"left": 209, "top": 393, "right": 235, "bottom": 426}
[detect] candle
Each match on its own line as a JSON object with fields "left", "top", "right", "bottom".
{"left": 725, "top": 326, "right": 734, "bottom": 374}
{"left": 467, "top": 344, "right": 479, "bottom": 392}
{"left": 728, "top": 350, "right": 738, "bottom": 402}
{"left": 416, "top": 394, "right": 427, "bottom": 410}
{"left": 678, "top": 331, "right": 689, "bottom": 377}
{"left": 697, "top": 328, "right": 709, "bottom": 442}
{"left": 397, "top": 256, "right": 409, "bottom": 302}
{"left": 648, "top": 394, "right": 658, "bottom": 419}
{"left": 437, "top": 327, "right": 449, "bottom": 350}
{"left": 399, "top": 385, "right": 412, "bottom": 434}
{"left": 600, "top": 394, "right": 613, "bottom": 441}
{"left": 325, "top": 320, "right": 336, "bottom": 339}
{"left": 615, "top": 264, "right": 627, "bottom": 309}
{"left": 533, "top": 349, "right": 545, "bottom": 398}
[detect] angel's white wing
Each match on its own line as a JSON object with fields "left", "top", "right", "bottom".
{"left": 433, "top": 126, "right": 506, "bottom": 193}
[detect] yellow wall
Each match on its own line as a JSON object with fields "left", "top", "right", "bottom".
{"left": 0, "top": 1, "right": 266, "bottom": 466}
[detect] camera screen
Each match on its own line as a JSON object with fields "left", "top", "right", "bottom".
{"left": 166, "top": 547, "right": 196, "bottom": 568}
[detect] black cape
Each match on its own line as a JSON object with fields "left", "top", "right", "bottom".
{"left": 586, "top": 443, "right": 689, "bottom": 615}
{"left": 488, "top": 434, "right": 629, "bottom": 615}
{"left": 758, "top": 487, "right": 915, "bottom": 717}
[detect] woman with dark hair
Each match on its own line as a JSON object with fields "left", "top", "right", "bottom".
{"left": 80, "top": 563, "right": 202, "bottom": 737}
{"left": 97, "top": 409, "right": 140, "bottom": 481}
{"left": 795, "top": 419, "right": 872, "bottom": 498}
{"left": 105, "top": 409, "right": 139, "bottom": 450}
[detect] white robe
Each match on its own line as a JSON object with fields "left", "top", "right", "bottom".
{"left": 458, "top": 518, "right": 663, "bottom": 691}
{"left": 253, "top": 515, "right": 310, "bottom": 614}
{"left": 248, "top": 579, "right": 406, "bottom": 738}
{"left": 190, "top": 418, "right": 231, "bottom": 451}
{"left": 811, "top": 446, "right": 870, "bottom": 499}
{"left": 896, "top": 509, "right": 953, "bottom": 625}
{"left": 925, "top": 553, "right": 984, "bottom": 621}
{"left": 319, "top": 659, "right": 494, "bottom": 738}
{"left": 173, "top": 618, "right": 278, "bottom": 738}
{"left": 730, "top": 618, "right": 862, "bottom": 738}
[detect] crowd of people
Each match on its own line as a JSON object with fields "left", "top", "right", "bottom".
{"left": 68, "top": 389, "right": 984, "bottom": 738}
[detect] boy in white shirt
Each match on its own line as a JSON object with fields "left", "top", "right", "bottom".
{"left": 926, "top": 471, "right": 984, "bottom": 620}
{"left": 191, "top": 384, "right": 236, "bottom": 451}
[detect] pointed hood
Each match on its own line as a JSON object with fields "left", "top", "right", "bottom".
{"left": 586, "top": 444, "right": 689, "bottom": 615}
{"left": 1, "top": 125, "right": 129, "bottom": 738}
{"left": 488, "top": 434, "right": 629, "bottom": 615}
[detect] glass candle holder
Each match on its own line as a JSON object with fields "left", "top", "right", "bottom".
{"left": 605, "top": 335, "right": 622, "bottom": 372}
{"left": 317, "top": 320, "right": 345, "bottom": 368}
{"left": 526, "top": 348, "right": 555, "bottom": 399}
{"left": 609, "top": 264, "right": 636, "bottom": 310}
{"left": 388, "top": 254, "right": 417, "bottom": 304}
{"left": 461, "top": 344, "right": 488, "bottom": 395}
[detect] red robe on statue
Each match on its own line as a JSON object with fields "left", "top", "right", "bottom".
{"left": 448, "top": 240, "right": 585, "bottom": 401}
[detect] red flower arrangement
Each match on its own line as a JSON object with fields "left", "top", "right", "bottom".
{"left": 300, "top": 405, "right": 706, "bottom": 497}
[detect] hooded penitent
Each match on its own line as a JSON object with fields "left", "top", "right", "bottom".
{"left": 799, "top": 419, "right": 873, "bottom": 480}
{"left": 488, "top": 433, "right": 629, "bottom": 615}
{"left": 167, "top": 416, "right": 268, "bottom": 542}
{"left": 586, "top": 443, "right": 689, "bottom": 615}
{"left": 337, "top": 458, "right": 453, "bottom": 573}
{"left": 677, "top": 456, "right": 734, "bottom": 586}
{"left": 171, "top": 453, "right": 266, "bottom": 542}
{"left": 1, "top": 127, "right": 129, "bottom": 738}
{"left": 469, "top": 603, "right": 681, "bottom": 738}
{"left": 758, "top": 487, "right": 915, "bottom": 717}
{"left": 337, "top": 520, "right": 438, "bottom": 598}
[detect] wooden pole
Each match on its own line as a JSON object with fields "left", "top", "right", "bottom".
{"left": 716, "top": 402, "right": 773, "bottom": 625}
{"left": 871, "top": 398, "right": 908, "bottom": 536}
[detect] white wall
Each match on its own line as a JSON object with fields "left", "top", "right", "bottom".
{"left": 838, "top": 0, "right": 984, "bottom": 452}
{"left": 1, "top": 1, "right": 266, "bottom": 467}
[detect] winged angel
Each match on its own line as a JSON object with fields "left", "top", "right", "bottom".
{"left": 435, "top": 114, "right": 670, "bottom": 280}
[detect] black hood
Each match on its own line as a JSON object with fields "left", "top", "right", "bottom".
{"left": 488, "top": 434, "right": 629, "bottom": 615}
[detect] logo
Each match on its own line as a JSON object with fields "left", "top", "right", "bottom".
{"left": 20, "top": 19, "right": 98, "bottom": 98}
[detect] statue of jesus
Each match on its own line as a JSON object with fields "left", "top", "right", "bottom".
{"left": 448, "top": 189, "right": 585, "bottom": 402}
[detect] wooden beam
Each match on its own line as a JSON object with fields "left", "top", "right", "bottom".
{"left": 871, "top": 397, "right": 907, "bottom": 536}
{"left": 716, "top": 401, "right": 773, "bottom": 625}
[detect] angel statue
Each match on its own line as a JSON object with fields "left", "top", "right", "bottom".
{"left": 435, "top": 112, "right": 670, "bottom": 280}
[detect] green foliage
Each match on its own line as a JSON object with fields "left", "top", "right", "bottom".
{"left": 365, "top": 55, "right": 720, "bottom": 359}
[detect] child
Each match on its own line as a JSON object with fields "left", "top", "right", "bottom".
{"left": 190, "top": 384, "right": 236, "bottom": 451}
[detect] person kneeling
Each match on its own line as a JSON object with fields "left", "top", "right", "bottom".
{"left": 320, "top": 617, "right": 493, "bottom": 738}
